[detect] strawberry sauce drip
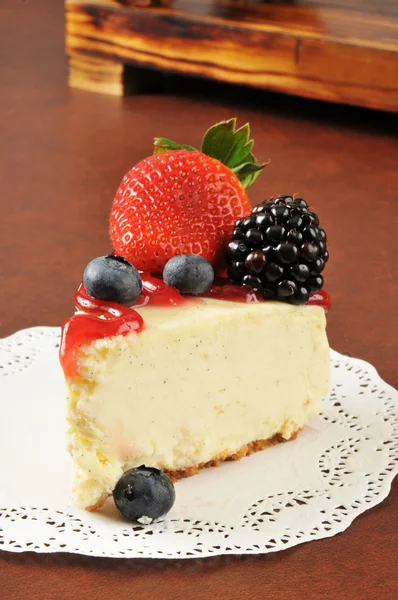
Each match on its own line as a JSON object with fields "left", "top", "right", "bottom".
{"left": 60, "top": 284, "right": 144, "bottom": 379}
{"left": 205, "top": 281, "right": 263, "bottom": 303}
{"left": 306, "top": 289, "right": 331, "bottom": 312}
{"left": 134, "top": 273, "right": 193, "bottom": 308}
{"left": 206, "top": 278, "right": 331, "bottom": 311}
{"left": 60, "top": 276, "right": 330, "bottom": 378}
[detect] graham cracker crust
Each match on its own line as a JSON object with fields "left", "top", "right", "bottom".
{"left": 164, "top": 431, "right": 299, "bottom": 482}
{"left": 85, "top": 430, "right": 299, "bottom": 511}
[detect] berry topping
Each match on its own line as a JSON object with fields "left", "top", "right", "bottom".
{"left": 113, "top": 466, "right": 175, "bottom": 523}
{"left": 226, "top": 196, "right": 329, "bottom": 304}
{"left": 291, "top": 263, "right": 310, "bottom": 282}
{"left": 242, "top": 274, "right": 262, "bottom": 290}
{"left": 264, "top": 262, "right": 284, "bottom": 282}
{"left": 227, "top": 240, "right": 249, "bottom": 261}
{"left": 163, "top": 254, "right": 215, "bottom": 295}
{"left": 275, "top": 242, "right": 299, "bottom": 264}
{"left": 277, "top": 279, "right": 297, "bottom": 298}
{"left": 266, "top": 225, "right": 286, "bottom": 244}
{"left": 245, "top": 228, "right": 264, "bottom": 246}
{"left": 245, "top": 251, "right": 267, "bottom": 274}
{"left": 110, "top": 119, "right": 267, "bottom": 272}
{"left": 83, "top": 255, "right": 142, "bottom": 306}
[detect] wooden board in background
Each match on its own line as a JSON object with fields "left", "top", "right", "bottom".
{"left": 65, "top": 0, "right": 398, "bottom": 111}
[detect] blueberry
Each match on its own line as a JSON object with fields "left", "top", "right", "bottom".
{"left": 83, "top": 255, "right": 142, "bottom": 306}
{"left": 113, "top": 466, "right": 175, "bottom": 523}
{"left": 163, "top": 255, "right": 214, "bottom": 295}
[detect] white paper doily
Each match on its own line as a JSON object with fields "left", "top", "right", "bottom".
{"left": 0, "top": 327, "right": 397, "bottom": 559}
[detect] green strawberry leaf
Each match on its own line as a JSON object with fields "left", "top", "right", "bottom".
{"left": 153, "top": 137, "right": 197, "bottom": 154}
{"left": 200, "top": 119, "right": 267, "bottom": 188}
{"left": 231, "top": 155, "right": 269, "bottom": 189}
{"left": 200, "top": 119, "right": 252, "bottom": 168}
{"left": 153, "top": 120, "right": 267, "bottom": 189}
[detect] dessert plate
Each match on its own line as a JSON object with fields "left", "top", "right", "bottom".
{"left": 0, "top": 327, "right": 397, "bottom": 559}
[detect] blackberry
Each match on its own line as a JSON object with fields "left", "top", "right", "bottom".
{"left": 226, "top": 196, "right": 328, "bottom": 304}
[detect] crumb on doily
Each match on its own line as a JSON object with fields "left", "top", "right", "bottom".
{"left": 137, "top": 515, "right": 153, "bottom": 525}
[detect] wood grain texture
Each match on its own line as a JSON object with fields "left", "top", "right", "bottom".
{"left": 69, "top": 54, "right": 125, "bottom": 95}
{"left": 1, "top": 0, "right": 398, "bottom": 598}
{"left": 65, "top": 0, "right": 398, "bottom": 110}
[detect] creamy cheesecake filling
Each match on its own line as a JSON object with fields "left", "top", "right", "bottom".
{"left": 66, "top": 298, "right": 330, "bottom": 509}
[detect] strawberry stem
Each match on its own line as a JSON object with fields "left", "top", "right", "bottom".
{"left": 153, "top": 119, "right": 267, "bottom": 188}
{"left": 153, "top": 138, "right": 197, "bottom": 154}
{"left": 201, "top": 119, "right": 267, "bottom": 189}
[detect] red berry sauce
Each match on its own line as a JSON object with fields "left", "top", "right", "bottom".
{"left": 60, "top": 285, "right": 144, "bottom": 379}
{"left": 204, "top": 280, "right": 263, "bottom": 303}
{"left": 205, "top": 277, "right": 331, "bottom": 311}
{"left": 60, "top": 276, "right": 330, "bottom": 379}
{"left": 134, "top": 273, "right": 194, "bottom": 308}
{"left": 306, "top": 289, "right": 331, "bottom": 312}
{"left": 60, "top": 276, "right": 197, "bottom": 378}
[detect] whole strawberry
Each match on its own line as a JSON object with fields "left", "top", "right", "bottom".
{"left": 110, "top": 119, "right": 266, "bottom": 272}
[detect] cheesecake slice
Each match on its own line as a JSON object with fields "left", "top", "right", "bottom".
{"left": 62, "top": 291, "right": 329, "bottom": 510}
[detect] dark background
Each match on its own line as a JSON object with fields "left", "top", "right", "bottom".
{"left": 0, "top": 1, "right": 397, "bottom": 599}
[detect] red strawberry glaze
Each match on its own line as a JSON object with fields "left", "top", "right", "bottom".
{"left": 60, "top": 276, "right": 330, "bottom": 379}
{"left": 60, "top": 277, "right": 196, "bottom": 379}
{"left": 204, "top": 279, "right": 263, "bottom": 303}
{"left": 134, "top": 273, "right": 196, "bottom": 308}
{"left": 205, "top": 277, "right": 331, "bottom": 311}
{"left": 306, "top": 289, "right": 331, "bottom": 312}
{"left": 60, "top": 285, "right": 144, "bottom": 379}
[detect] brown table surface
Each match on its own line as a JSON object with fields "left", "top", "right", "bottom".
{"left": 1, "top": 1, "right": 397, "bottom": 599}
